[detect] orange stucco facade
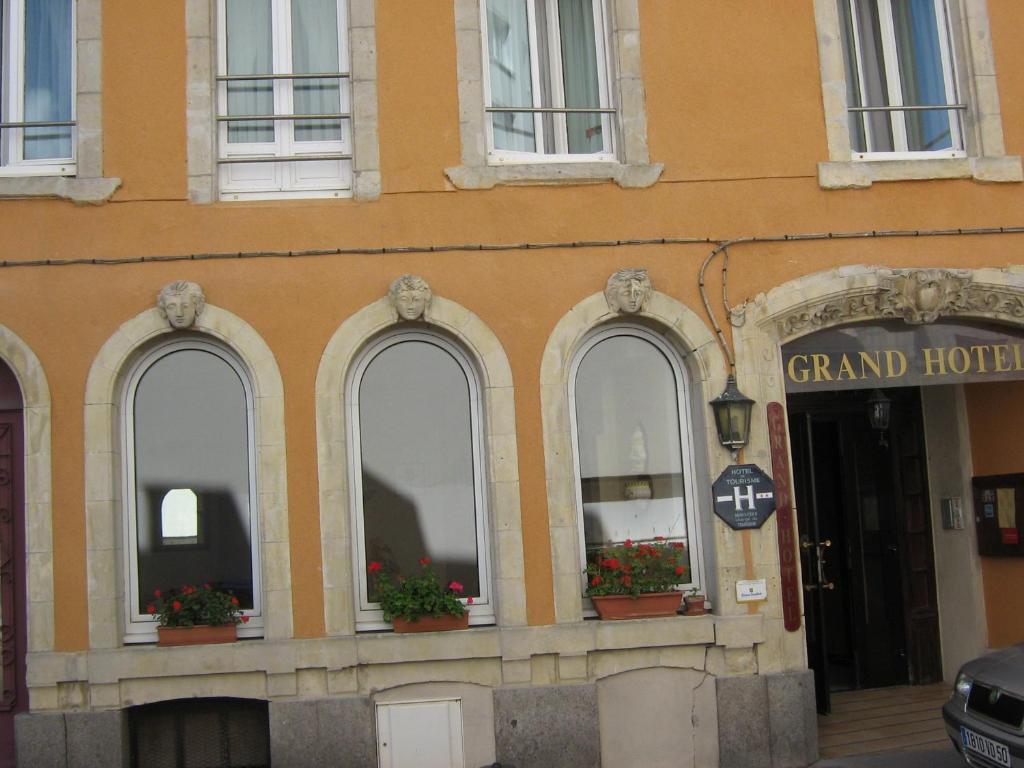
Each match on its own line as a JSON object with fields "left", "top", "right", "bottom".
{"left": 0, "top": 0, "right": 1022, "bottom": 652}
{"left": 4, "top": 1, "right": 1024, "bottom": 763}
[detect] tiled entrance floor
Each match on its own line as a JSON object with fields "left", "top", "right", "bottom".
{"left": 817, "top": 683, "right": 953, "bottom": 759}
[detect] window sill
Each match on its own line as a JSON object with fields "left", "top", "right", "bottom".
{"left": 0, "top": 174, "right": 121, "bottom": 204}
{"left": 818, "top": 155, "right": 1023, "bottom": 189}
{"left": 445, "top": 161, "right": 664, "bottom": 190}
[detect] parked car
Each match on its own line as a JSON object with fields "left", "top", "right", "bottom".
{"left": 943, "top": 643, "right": 1024, "bottom": 767}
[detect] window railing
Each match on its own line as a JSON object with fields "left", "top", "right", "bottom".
{"left": 485, "top": 106, "right": 615, "bottom": 115}
{"left": 215, "top": 71, "right": 351, "bottom": 165}
{"left": 0, "top": 119, "right": 76, "bottom": 129}
{"left": 847, "top": 104, "right": 966, "bottom": 113}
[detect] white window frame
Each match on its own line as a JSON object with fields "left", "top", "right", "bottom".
{"left": 842, "top": 0, "right": 964, "bottom": 161}
{"left": 0, "top": 0, "right": 76, "bottom": 176}
{"left": 480, "top": 0, "right": 616, "bottom": 164}
{"left": 121, "top": 338, "right": 263, "bottom": 643}
{"left": 347, "top": 331, "right": 494, "bottom": 631}
{"left": 567, "top": 325, "right": 705, "bottom": 606}
{"left": 215, "top": 0, "right": 352, "bottom": 200}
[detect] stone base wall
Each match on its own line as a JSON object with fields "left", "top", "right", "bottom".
{"left": 14, "top": 669, "right": 818, "bottom": 768}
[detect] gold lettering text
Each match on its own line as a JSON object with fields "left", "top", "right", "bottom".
{"left": 836, "top": 354, "right": 857, "bottom": 380}
{"left": 858, "top": 351, "right": 883, "bottom": 380}
{"left": 787, "top": 355, "right": 810, "bottom": 383}
{"left": 922, "top": 347, "right": 946, "bottom": 376}
{"left": 885, "top": 350, "right": 908, "bottom": 378}
{"left": 948, "top": 346, "right": 971, "bottom": 375}
{"left": 971, "top": 345, "right": 992, "bottom": 373}
{"left": 812, "top": 354, "right": 833, "bottom": 382}
{"left": 993, "top": 345, "right": 1011, "bottom": 373}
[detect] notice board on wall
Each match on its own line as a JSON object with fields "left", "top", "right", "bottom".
{"left": 973, "top": 474, "right": 1024, "bottom": 556}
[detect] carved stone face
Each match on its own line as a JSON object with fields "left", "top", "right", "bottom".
{"left": 388, "top": 275, "right": 432, "bottom": 321}
{"left": 157, "top": 280, "right": 205, "bottom": 330}
{"left": 395, "top": 286, "right": 429, "bottom": 320}
{"left": 162, "top": 291, "right": 199, "bottom": 329}
{"left": 605, "top": 269, "right": 652, "bottom": 314}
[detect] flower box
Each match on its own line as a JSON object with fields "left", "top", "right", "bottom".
{"left": 157, "top": 624, "right": 238, "bottom": 646}
{"left": 591, "top": 591, "right": 682, "bottom": 620}
{"left": 391, "top": 613, "right": 471, "bottom": 633}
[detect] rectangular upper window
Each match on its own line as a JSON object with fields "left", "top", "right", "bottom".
{"left": 216, "top": 0, "right": 352, "bottom": 200}
{"left": 837, "top": 0, "right": 963, "bottom": 159}
{"left": 482, "top": 0, "right": 614, "bottom": 162}
{"left": 0, "top": 0, "right": 76, "bottom": 176}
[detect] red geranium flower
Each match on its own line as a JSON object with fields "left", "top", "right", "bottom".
{"left": 655, "top": 536, "right": 665, "bottom": 541}
{"left": 621, "top": 575, "right": 633, "bottom": 587}
{"left": 367, "top": 561, "right": 382, "bottom": 573}
{"left": 467, "top": 596, "right": 474, "bottom": 604}
{"left": 240, "top": 615, "right": 250, "bottom": 623}
{"left": 448, "top": 580, "right": 464, "bottom": 593}
{"left": 153, "top": 589, "right": 162, "bottom": 598}
{"left": 674, "top": 566, "right": 686, "bottom": 576}
{"left": 624, "top": 539, "right": 633, "bottom": 548}
{"left": 419, "top": 556, "right": 432, "bottom": 566}
{"left": 172, "top": 600, "right": 182, "bottom": 612}
{"left": 590, "top": 575, "right": 603, "bottom": 586}
{"left": 146, "top": 604, "right": 156, "bottom": 614}
{"left": 230, "top": 596, "right": 240, "bottom": 606}
{"left": 671, "top": 542, "right": 685, "bottom": 550}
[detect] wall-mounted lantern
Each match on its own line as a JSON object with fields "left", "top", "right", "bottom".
{"left": 710, "top": 375, "right": 755, "bottom": 458}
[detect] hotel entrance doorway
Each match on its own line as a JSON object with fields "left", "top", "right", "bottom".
{"left": 788, "top": 387, "right": 941, "bottom": 714}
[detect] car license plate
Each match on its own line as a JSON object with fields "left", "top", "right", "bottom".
{"left": 961, "top": 726, "right": 1012, "bottom": 767}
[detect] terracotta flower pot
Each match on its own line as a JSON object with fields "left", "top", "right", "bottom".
{"left": 157, "top": 624, "right": 238, "bottom": 646}
{"left": 683, "top": 594, "right": 708, "bottom": 616}
{"left": 391, "top": 613, "right": 470, "bottom": 633}
{"left": 591, "top": 591, "right": 682, "bottom": 620}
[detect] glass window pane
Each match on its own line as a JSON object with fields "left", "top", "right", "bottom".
{"left": 891, "top": 0, "right": 954, "bottom": 151}
{"left": 574, "top": 335, "right": 690, "bottom": 572}
{"left": 486, "top": 0, "right": 537, "bottom": 152}
{"left": 359, "top": 341, "right": 480, "bottom": 598}
{"left": 23, "top": 0, "right": 73, "bottom": 160}
{"left": 225, "top": 0, "right": 275, "bottom": 143}
{"left": 846, "top": 0, "right": 895, "bottom": 152}
{"left": 291, "top": 0, "right": 342, "bottom": 142}
{"left": 558, "top": 0, "right": 603, "bottom": 154}
{"left": 133, "top": 349, "right": 254, "bottom": 609}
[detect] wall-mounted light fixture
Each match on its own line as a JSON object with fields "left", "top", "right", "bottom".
{"left": 867, "top": 389, "right": 891, "bottom": 446}
{"left": 710, "top": 375, "right": 754, "bottom": 458}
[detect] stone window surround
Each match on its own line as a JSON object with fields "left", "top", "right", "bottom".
{"left": 0, "top": 0, "right": 120, "bottom": 204}
{"left": 0, "top": 325, "right": 54, "bottom": 654}
{"left": 84, "top": 304, "right": 292, "bottom": 649}
{"left": 315, "top": 294, "right": 528, "bottom": 635}
{"left": 446, "top": 0, "right": 663, "bottom": 190}
{"left": 539, "top": 289, "right": 728, "bottom": 624}
{"left": 185, "top": 0, "right": 381, "bottom": 203}
{"left": 814, "top": 0, "right": 1022, "bottom": 189}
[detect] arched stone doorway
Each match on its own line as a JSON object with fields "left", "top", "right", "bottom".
{"left": 0, "top": 360, "right": 25, "bottom": 768}
{"left": 735, "top": 266, "right": 1024, "bottom": 713}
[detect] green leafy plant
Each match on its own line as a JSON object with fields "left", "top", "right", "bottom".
{"left": 146, "top": 584, "right": 249, "bottom": 628}
{"left": 585, "top": 538, "right": 689, "bottom": 597}
{"left": 368, "top": 557, "right": 469, "bottom": 622}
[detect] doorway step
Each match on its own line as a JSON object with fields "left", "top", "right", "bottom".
{"left": 817, "top": 684, "right": 950, "bottom": 758}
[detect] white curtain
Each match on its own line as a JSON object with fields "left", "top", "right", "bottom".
{"left": 558, "top": 0, "right": 602, "bottom": 154}
{"left": 291, "top": 0, "right": 342, "bottom": 142}
{"left": 226, "top": 0, "right": 274, "bottom": 144}
{"left": 23, "top": 0, "right": 73, "bottom": 160}
{"left": 487, "top": 0, "right": 536, "bottom": 152}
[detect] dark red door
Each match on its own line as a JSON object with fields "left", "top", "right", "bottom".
{"left": 0, "top": 361, "right": 25, "bottom": 768}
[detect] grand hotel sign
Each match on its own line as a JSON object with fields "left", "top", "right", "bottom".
{"left": 782, "top": 320, "right": 1024, "bottom": 392}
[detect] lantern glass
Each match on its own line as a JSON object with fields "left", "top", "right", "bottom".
{"left": 710, "top": 376, "right": 755, "bottom": 450}
{"left": 867, "top": 389, "right": 892, "bottom": 432}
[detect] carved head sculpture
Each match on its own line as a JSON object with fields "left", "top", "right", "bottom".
{"left": 157, "top": 280, "right": 206, "bottom": 330}
{"left": 388, "top": 274, "right": 433, "bottom": 321}
{"left": 605, "top": 268, "right": 652, "bottom": 314}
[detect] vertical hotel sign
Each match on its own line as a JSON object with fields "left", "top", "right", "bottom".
{"left": 767, "top": 402, "right": 801, "bottom": 632}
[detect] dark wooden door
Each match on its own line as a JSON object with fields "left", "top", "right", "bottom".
{"left": 788, "top": 388, "right": 940, "bottom": 713}
{"left": 0, "top": 363, "right": 25, "bottom": 768}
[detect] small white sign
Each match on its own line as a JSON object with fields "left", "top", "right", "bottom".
{"left": 736, "top": 578, "right": 768, "bottom": 603}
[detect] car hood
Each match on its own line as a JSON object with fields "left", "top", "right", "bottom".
{"left": 963, "top": 643, "right": 1024, "bottom": 692}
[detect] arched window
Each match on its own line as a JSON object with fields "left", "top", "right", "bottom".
{"left": 348, "top": 332, "right": 492, "bottom": 629}
{"left": 122, "top": 338, "right": 260, "bottom": 640}
{"left": 570, "top": 325, "right": 703, "bottom": 596}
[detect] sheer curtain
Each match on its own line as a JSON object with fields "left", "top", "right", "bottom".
{"left": 558, "top": 0, "right": 602, "bottom": 154}
{"left": 893, "top": 0, "right": 952, "bottom": 151}
{"left": 23, "top": 0, "right": 73, "bottom": 160}
{"left": 487, "top": 0, "right": 536, "bottom": 152}
{"left": 291, "top": 0, "right": 342, "bottom": 142}
{"left": 225, "top": 0, "right": 274, "bottom": 144}
{"left": 848, "top": 0, "right": 894, "bottom": 152}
